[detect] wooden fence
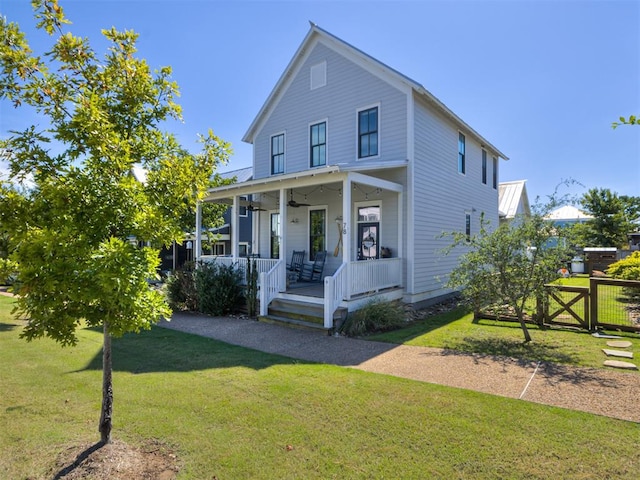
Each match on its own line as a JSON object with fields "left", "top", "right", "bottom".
{"left": 477, "top": 278, "right": 640, "bottom": 333}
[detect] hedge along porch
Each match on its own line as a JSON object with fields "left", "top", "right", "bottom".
{"left": 195, "top": 165, "right": 405, "bottom": 328}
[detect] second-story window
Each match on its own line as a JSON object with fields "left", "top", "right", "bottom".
{"left": 358, "top": 106, "right": 378, "bottom": 158}
{"left": 458, "top": 132, "right": 466, "bottom": 174}
{"left": 492, "top": 156, "right": 498, "bottom": 189}
{"left": 465, "top": 213, "right": 471, "bottom": 241}
{"left": 482, "top": 149, "right": 487, "bottom": 184}
{"left": 271, "top": 133, "right": 285, "bottom": 175}
{"left": 310, "top": 122, "right": 326, "bottom": 167}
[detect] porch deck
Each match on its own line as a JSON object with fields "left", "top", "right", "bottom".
{"left": 286, "top": 282, "right": 324, "bottom": 298}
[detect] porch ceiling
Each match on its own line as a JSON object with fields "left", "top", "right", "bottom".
{"left": 203, "top": 163, "right": 405, "bottom": 202}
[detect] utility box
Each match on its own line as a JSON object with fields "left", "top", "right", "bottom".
{"left": 584, "top": 247, "right": 617, "bottom": 275}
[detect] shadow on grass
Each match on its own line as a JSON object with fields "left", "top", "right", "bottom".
{"left": 77, "top": 325, "right": 312, "bottom": 374}
{"left": 53, "top": 441, "right": 105, "bottom": 480}
{"left": 440, "top": 336, "right": 581, "bottom": 366}
{"left": 0, "top": 322, "right": 18, "bottom": 332}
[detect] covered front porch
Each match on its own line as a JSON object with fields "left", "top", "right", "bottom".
{"left": 195, "top": 165, "right": 405, "bottom": 329}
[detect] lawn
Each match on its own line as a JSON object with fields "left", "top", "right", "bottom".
{"left": 369, "top": 303, "right": 640, "bottom": 370}
{"left": 1, "top": 296, "right": 639, "bottom": 479}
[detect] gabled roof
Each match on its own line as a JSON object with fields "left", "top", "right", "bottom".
{"left": 545, "top": 205, "right": 593, "bottom": 221}
{"left": 217, "top": 166, "right": 253, "bottom": 183}
{"left": 242, "top": 23, "right": 508, "bottom": 161}
{"left": 498, "top": 180, "right": 530, "bottom": 219}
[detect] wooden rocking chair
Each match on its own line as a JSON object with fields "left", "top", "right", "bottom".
{"left": 299, "top": 250, "right": 327, "bottom": 283}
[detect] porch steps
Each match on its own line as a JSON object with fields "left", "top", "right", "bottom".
{"left": 261, "top": 298, "right": 348, "bottom": 332}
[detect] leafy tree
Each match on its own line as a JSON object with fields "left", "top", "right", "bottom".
{"left": 570, "top": 188, "right": 639, "bottom": 248}
{"left": 0, "top": 1, "right": 230, "bottom": 444}
{"left": 445, "top": 207, "right": 572, "bottom": 343}
{"left": 612, "top": 115, "right": 638, "bottom": 129}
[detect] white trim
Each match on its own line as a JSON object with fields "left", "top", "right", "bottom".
{"left": 270, "top": 131, "right": 286, "bottom": 176}
{"left": 308, "top": 118, "right": 329, "bottom": 169}
{"left": 356, "top": 103, "right": 381, "bottom": 161}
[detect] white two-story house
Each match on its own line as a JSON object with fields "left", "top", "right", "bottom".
{"left": 196, "top": 24, "right": 508, "bottom": 329}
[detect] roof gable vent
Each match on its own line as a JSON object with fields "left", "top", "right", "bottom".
{"left": 310, "top": 61, "right": 326, "bottom": 90}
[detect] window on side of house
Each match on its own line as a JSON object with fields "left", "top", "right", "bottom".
{"left": 310, "top": 61, "right": 327, "bottom": 90}
{"left": 271, "top": 133, "right": 285, "bottom": 175}
{"left": 458, "top": 132, "right": 465, "bottom": 174}
{"left": 310, "top": 122, "right": 326, "bottom": 167}
{"left": 270, "top": 212, "right": 280, "bottom": 259}
{"left": 482, "top": 150, "right": 487, "bottom": 185}
{"left": 465, "top": 213, "right": 471, "bottom": 241}
{"left": 358, "top": 106, "right": 378, "bottom": 158}
{"left": 239, "top": 195, "right": 248, "bottom": 217}
{"left": 214, "top": 243, "right": 225, "bottom": 256}
{"left": 492, "top": 156, "right": 498, "bottom": 189}
{"left": 309, "top": 209, "right": 326, "bottom": 261}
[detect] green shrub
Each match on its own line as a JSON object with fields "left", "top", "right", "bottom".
{"left": 0, "top": 258, "right": 18, "bottom": 285}
{"left": 340, "top": 300, "right": 406, "bottom": 337}
{"left": 195, "top": 262, "right": 244, "bottom": 316}
{"left": 607, "top": 251, "right": 640, "bottom": 280}
{"left": 166, "top": 262, "right": 197, "bottom": 311}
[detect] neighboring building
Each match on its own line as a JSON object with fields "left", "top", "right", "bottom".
{"left": 209, "top": 167, "right": 255, "bottom": 257}
{"left": 544, "top": 205, "right": 593, "bottom": 227}
{"left": 196, "top": 24, "right": 508, "bottom": 328}
{"left": 498, "top": 180, "right": 530, "bottom": 223}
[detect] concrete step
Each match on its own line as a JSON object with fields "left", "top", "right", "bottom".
{"left": 258, "top": 314, "right": 327, "bottom": 332}
{"left": 269, "top": 298, "right": 347, "bottom": 323}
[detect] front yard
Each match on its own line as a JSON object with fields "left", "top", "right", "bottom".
{"left": 369, "top": 303, "right": 640, "bottom": 371}
{"left": 1, "top": 295, "right": 639, "bottom": 479}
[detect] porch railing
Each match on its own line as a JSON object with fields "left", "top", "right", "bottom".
{"left": 349, "top": 258, "right": 402, "bottom": 297}
{"left": 324, "top": 263, "right": 347, "bottom": 329}
{"left": 259, "top": 260, "right": 285, "bottom": 316}
{"left": 200, "top": 255, "right": 278, "bottom": 280}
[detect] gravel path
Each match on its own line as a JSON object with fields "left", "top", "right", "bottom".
{"left": 160, "top": 313, "right": 640, "bottom": 424}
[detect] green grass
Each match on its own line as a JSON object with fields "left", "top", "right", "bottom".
{"left": 369, "top": 305, "right": 640, "bottom": 370}
{"left": 1, "top": 295, "right": 640, "bottom": 479}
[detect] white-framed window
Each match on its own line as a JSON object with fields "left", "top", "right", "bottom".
{"left": 308, "top": 206, "right": 327, "bottom": 261}
{"left": 357, "top": 104, "right": 379, "bottom": 159}
{"left": 238, "top": 242, "right": 249, "bottom": 257}
{"left": 458, "top": 132, "right": 466, "bottom": 174}
{"left": 310, "top": 61, "right": 327, "bottom": 90}
{"left": 271, "top": 132, "right": 285, "bottom": 175}
{"left": 482, "top": 150, "right": 487, "bottom": 185}
{"left": 239, "top": 195, "right": 248, "bottom": 217}
{"left": 214, "top": 243, "right": 225, "bottom": 256}
{"left": 310, "top": 120, "right": 327, "bottom": 168}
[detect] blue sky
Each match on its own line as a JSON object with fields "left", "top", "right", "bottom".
{"left": 2, "top": 0, "right": 638, "bottom": 204}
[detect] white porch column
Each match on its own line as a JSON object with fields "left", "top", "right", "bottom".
{"left": 343, "top": 176, "right": 352, "bottom": 299}
{"left": 231, "top": 195, "right": 239, "bottom": 259}
{"left": 279, "top": 188, "right": 288, "bottom": 260}
{"left": 195, "top": 201, "right": 202, "bottom": 263}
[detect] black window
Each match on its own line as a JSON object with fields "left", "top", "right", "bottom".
{"left": 482, "top": 150, "right": 487, "bottom": 184}
{"left": 458, "top": 133, "right": 465, "bottom": 174}
{"left": 309, "top": 209, "right": 326, "bottom": 261}
{"left": 270, "top": 213, "right": 280, "bottom": 259}
{"left": 310, "top": 122, "right": 326, "bottom": 167}
{"left": 271, "top": 134, "right": 284, "bottom": 175}
{"left": 465, "top": 214, "right": 471, "bottom": 241}
{"left": 358, "top": 107, "right": 378, "bottom": 158}
{"left": 492, "top": 156, "right": 498, "bottom": 189}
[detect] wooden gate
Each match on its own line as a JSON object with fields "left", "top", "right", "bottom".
{"left": 544, "top": 285, "right": 590, "bottom": 329}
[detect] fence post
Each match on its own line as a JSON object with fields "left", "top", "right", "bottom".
{"left": 589, "top": 277, "right": 597, "bottom": 331}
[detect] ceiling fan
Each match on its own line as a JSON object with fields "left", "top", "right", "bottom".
{"left": 288, "top": 190, "right": 310, "bottom": 208}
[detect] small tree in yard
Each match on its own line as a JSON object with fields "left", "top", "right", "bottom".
{"left": 0, "top": 1, "right": 230, "bottom": 444}
{"left": 444, "top": 210, "right": 572, "bottom": 343}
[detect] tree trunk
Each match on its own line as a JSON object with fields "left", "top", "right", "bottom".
{"left": 517, "top": 313, "right": 532, "bottom": 343}
{"left": 99, "top": 320, "right": 113, "bottom": 444}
